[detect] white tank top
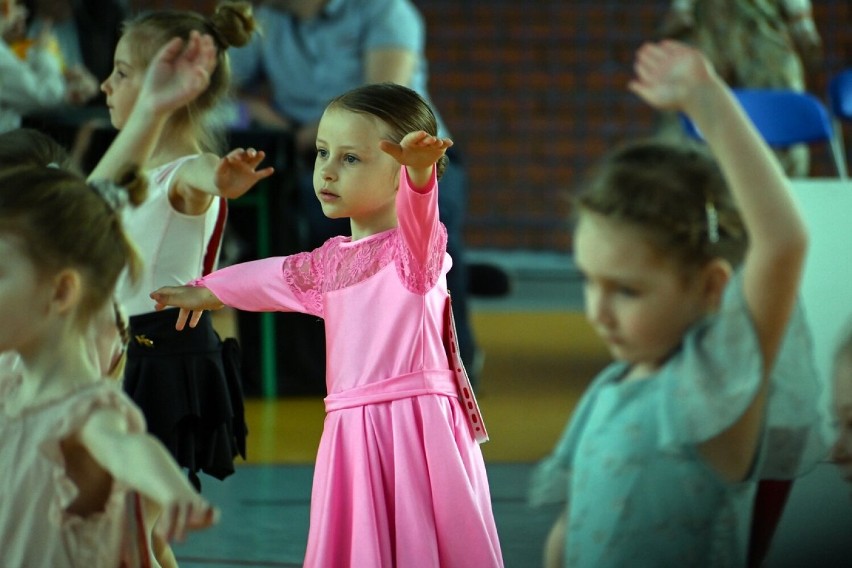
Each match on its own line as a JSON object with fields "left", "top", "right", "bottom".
{"left": 116, "top": 155, "right": 222, "bottom": 316}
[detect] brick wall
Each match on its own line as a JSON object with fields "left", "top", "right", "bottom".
{"left": 129, "top": 0, "right": 852, "bottom": 251}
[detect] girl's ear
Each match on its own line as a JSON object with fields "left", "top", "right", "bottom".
{"left": 51, "top": 269, "right": 83, "bottom": 315}
{"left": 701, "top": 258, "right": 732, "bottom": 310}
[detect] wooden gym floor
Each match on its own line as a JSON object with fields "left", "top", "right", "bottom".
{"left": 175, "top": 302, "right": 852, "bottom": 566}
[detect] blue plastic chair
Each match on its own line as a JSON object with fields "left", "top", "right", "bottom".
{"left": 681, "top": 88, "right": 847, "bottom": 178}
{"left": 828, "top": 69, "right": 852, "bottom": 178}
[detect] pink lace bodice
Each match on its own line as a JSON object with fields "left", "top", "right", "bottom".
{"left": 199, "top": 166, "right": 453, "bottom": 396}
{"left": 195, "top": 166, "right": 504, "bottom": 567}
{"left": 281, "top": 218, "right": 448, "bottom": 316}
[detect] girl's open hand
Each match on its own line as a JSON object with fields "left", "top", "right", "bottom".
{"left": 155, "top": 495, "right": 219, "bottom": 543}
{"left": 150, "top": 285, "right": 224, "bottom": 330}
{"left": 141, "top": 30, "right": 217, "bottom": 116}
{"left": 214, "top": 147, "right": 275, "bottom": 199}
{"left": 628, "top": 40, "right": 718, "bottom": 113}
{"left": 379, "top": 131, "right": 453, "bottom": 171}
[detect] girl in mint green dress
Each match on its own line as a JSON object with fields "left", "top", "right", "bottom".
{"left": 531, "top": 40, "right": 829, "bottom": 567}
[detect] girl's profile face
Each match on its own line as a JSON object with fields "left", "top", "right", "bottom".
{"left": 0, "top": 235, "right": 52, "bottom": 356}
{"left": 100, "top": 35, "right": 143, "bottom": 130}
{"left": 313, "top": 107, "right": 400, "bottom": 238}
{"left": 574, "top": 211, "right": 711, "bottom": 379}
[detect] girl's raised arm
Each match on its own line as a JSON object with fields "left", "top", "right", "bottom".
{"left": 629, "top": 40, "right": 807, "bottom": 376}
{"left": 629, "top": 40, "right": 808, "bottom": 479}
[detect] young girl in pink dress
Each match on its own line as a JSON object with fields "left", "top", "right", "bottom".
{"left": 151, "top": 82, "right": 505, "bottom": 567}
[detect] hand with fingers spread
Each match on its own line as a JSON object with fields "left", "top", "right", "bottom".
{"left": 150, "top": 285, "right": 224, "bottom": 330}
{"left": 140, "top": 30, "right": 218, "bottom": 117}
{"left": 628, "top": 40, "right": 720, "bottom": 114}
{"left": 379, "top": 130, "right": 453, "bottom": 171}
{"left": 214, "top": 147, "right": 275, "bottom": 199}
{"left": 380, "top": 130, "right": 453, "bottom": 187}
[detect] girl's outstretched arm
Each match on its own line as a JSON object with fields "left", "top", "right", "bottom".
{"left": 629, "top": 40, "right": 808, "bottom": 479}
{"left": 151, "top": 284, "right": 224, "bottom": 330}
{"left": 89, "top": 32, "right": 216, "bottom": 183}
{"left": 76, "top": 408, "right": 218, "bottom": 542}
{"left": 379, "top": 130, "right": 452, "bottom": 188}
{"left": 169, "top": 147, "right": 275, "bottom": 216}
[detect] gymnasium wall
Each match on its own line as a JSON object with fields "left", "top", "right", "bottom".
{"left": 129, "top": 0, "right": 852, "bottom": 251}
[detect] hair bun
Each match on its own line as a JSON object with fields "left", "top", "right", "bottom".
{"left": 210, "top": 1, "right": 256, "bottom": 49}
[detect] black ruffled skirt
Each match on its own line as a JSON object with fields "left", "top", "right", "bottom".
{"left": 123, "top": 309, "right": 247, "bottom": 488}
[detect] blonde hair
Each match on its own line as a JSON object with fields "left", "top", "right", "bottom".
{"left": 121, "top": 1, "right": 257, "bottom": 152}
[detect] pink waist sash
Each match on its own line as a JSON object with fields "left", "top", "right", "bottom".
{"left": 324, "top": 370, "right": 457, "bottom": 412}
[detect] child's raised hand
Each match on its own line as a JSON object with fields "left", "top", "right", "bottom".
{"left": 155, "top": 493, "right": 219, "bottom": 543}
{"left": 214, "top": 147, "right": 275, "bottom": 199}
{"left": 379, "top": 131, "right": 453, "bottom": 171}
{"left": 140, "top": 30, "right": 217, "bottom": 116}
{"left": 150, "top": 284, "right": 224, "bottom": 330}
{"left": 628, "top": 40, "right": 718, "bottom": 113}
